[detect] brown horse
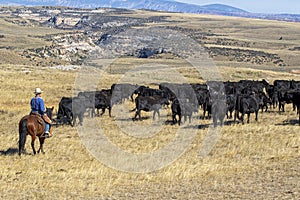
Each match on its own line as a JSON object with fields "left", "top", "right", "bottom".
{"left": 18, "top": 107, "right": 54, "bottom": 156}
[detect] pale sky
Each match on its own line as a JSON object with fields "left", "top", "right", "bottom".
{"left": 174, "top": 0, "right": 300, "bottom": 14}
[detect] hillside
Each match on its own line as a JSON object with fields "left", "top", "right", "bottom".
{"left": 1, "top": 6, "right": 300, "bottom": 72}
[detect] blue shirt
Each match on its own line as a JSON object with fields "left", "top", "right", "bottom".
{"left": 30, "top": 96, "right": 46, "bottom": 115}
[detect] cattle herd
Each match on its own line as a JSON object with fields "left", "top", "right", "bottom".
{"left": 55, "top": 79, "right": 300, "bottom": 127}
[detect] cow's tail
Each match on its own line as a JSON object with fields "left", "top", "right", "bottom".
{"left": 18, "top": 119, "right": 27, "bottom": 156}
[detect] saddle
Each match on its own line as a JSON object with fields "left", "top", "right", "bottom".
{"left": 30, "top": 112, "right": 45, "bottom": 125}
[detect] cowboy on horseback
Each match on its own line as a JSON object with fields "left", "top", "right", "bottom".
{"left": 30, "top": 87, "right": 52, "bottom": 138}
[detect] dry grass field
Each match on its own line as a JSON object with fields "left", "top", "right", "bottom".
{"left": 0, "top": 6, "right": 300, "bottom": 199}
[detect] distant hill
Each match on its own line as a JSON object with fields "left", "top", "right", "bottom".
{"left": 1, "top": 0, "right": 300, "bottom": 22}
{"left": 0, "top": 0, "right": 248, "bottom": 15}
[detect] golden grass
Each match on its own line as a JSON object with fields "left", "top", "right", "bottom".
{"left": 0, "top": 63, "right": 299, "bottom": 199}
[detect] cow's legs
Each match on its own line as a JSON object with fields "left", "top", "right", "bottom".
{"left": 172, "top": 113, "right": 177, "bottom": 125}
{"left": 213, "top": 116, "right": 217, "bottom": 127}
{"left": 67, "top": 113, "right": 72, "bottom": 125}
{"left": 202, "top": 109, "right": 206, "bottom": 119}
{"left": 100, "top": 108, "right": 105, "bottom": 116}
{"left": 138, "top": 110, "right": 141, "bottom": 120}
{"left": 133, "top": 110, "right": 141, "bottom": 121}
{"left": 234, "top": 110, "right": 239, "bottom": 123}
{"left": 153, "top": 111, "right": 156, "bottom": 120}
{"left": 178, "top": 114, "right": 182, "bottom": 126}
{"left": 279, "top": 101, "right": 285, "bottom": 112}
{"left": 133, "top": 110, "right": 139, "bottom": 121}
{"left": 247, "top": 113, "right": 250, "bottom": 123}
{"left": 153, "top": 110, "right": 160, "bottom": 120}
{"left": 108, "top": 107, "right": 112, "bottom": 117}
{"left": 255, "top": 111, "right": 258, "bottom": 121}
{"left": 72, "top": 115, "right": 76, "bottom": 126}
{"left": 220, "top": 116, "right": 224, "bottom": 126}
{"left": 79, "top": 114, "right": 83, "bottom": 126}
{"left": 183, "top": 115, "right": 187, "bottom": 123}
{"left": 241, "top": 113, "right": 245, "bottom": 124}
{"left": 293, "top": 103, "right": 296, "bottom": 111}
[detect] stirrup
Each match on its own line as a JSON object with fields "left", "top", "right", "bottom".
{"left": 42, "top": 132, "right": 50, "bottom": 138}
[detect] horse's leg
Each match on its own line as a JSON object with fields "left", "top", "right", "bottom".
{"left": 37, "top": 137, "right": 45, "bottom": 154}
{"left": 31, "top": 135, "right": 37, "bottom": 155}
{"left": 19, "top": 119, "right": 27, "bottom": 156}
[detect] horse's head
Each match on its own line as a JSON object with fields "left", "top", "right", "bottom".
{"left": 46, "top": 106, "right": 54, "bottom": 120}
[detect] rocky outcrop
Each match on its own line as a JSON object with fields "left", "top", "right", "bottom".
{"left": 207, "top": 47, "right": 286, "bottom": 66}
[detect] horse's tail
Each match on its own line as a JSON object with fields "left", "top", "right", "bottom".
{"left": 18, "top": 119, "right": 27, "bottom": 156}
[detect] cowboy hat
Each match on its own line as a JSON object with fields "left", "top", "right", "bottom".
{"left": 34, "top": 87, "right": 43, "bottom": 94}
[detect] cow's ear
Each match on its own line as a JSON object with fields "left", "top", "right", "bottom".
{"left": 51, "top": 106, "right": 54, "bottom": 110}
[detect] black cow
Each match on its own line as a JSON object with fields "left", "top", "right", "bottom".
{"left": 77, "top": 91, "right": 96, "bottom": 117}
{"left": 212, "top": 98, "right": 227, "bottom": 127}
{"left": 195, "top": 88, "right": 209, "bottom": 110}
{"left": 283, "top": 89, "right": 298, "bottom": 112}
{"left": 171, "top": 98, "right": 198, "bottom": 125}
{"left": 202, "top": 81, "right": 224, "bottom": 120}
{"left": 57, "top": 96, "right": 86, "bottom": 126}
{"left": 274, "top": 80, "right": 291, "bottom": 111}
{"left": 226, "top": 94, "right": 236, "bottom": 119}
{"left": 278, "top": 89, "right": 295, "bottom": 112}
{"left": 95, "top": 89, "right": 112, "bottom": 117}
{"left": 234, "top": 94, "right": 259, "bottom": 124}
{"left": 132, "top": 95, "right": 169, "bottom": 121}
{"left": 72, "top": 96, "right": 86, "bottom": 126}
{"left": 57, "top": 97, "right": 73, "bottom": 125}
{"left": 207, "top": 81, "right": 226, "bottom": 127}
